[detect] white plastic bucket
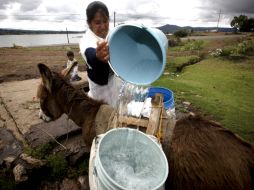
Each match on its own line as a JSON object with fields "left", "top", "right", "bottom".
{"left": 94, "top": 128, "right": 168, "bottom": 190}
{"left": 107, "top": 24, "right": 168, "bottom": 85}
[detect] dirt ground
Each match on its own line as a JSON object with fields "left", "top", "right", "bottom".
{"left": 0, "top": 45, "right": 90, "bottom": 189}
{"left": 0, "top": 45, "right": 86, "bottom": 83}
{"left": 0, "top": 44, "right": 89, "bottom": 138}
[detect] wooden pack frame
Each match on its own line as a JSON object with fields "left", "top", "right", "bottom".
{"left": 115, "top": 93, "right": 170, "bottom": 142}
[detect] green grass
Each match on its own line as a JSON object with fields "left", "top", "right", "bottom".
{"left": 154, "top": 56, "right": 254, "bottom": 143}
{"left": 170, "top": 39, "right": 209, "bottom": 52}
{"left": 165, "top": 55, "right": 201, "bottom": 73}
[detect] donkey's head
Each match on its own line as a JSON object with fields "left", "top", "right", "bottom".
{"left": 37, "top": 63, "right": 108, "bottom": 146}
{"left": 37, "top": 62, "right": 78, "bottom": 121}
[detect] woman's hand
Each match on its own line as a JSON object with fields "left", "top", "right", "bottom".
{"left": 96, "top": 41, "right": 109, "bottom": 63}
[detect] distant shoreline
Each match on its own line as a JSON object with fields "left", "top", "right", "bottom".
{"left": 0, "top": 33, "right": 82, "bottom": 47}
{"left": 0, "top": 43, "right": 80, "bottom": 48}
{"left": 0, "top": 28, "right": 85, "bottom": 35}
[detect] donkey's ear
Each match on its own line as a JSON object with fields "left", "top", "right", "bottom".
{"left": 61, "top": 61, "right": 78, "bottom": 78}
{"left": 38, "top": 63, "right": 53, "bottom": 93}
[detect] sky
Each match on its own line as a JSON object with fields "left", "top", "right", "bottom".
{"left": 0, "top": 0, "right": 254, "bottom": 31}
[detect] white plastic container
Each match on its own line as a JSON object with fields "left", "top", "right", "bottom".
{"left": 92, "top": 128, "right": 168, "bottom": 190}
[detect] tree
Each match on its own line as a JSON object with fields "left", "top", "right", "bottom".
{"left": 230, "top": 15, "right": 254, "bottom": 32}
{"left": 247, "top": 18, "right": 254, "bottom": 32}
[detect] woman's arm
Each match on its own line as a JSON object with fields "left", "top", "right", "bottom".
{"left": 85, "top": 41, "right": 109, "bottom": 68}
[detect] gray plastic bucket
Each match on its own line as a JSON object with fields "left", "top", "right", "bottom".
{"left": 107, "top": 24, "right": 168, "bottom": 85}
{"left": 94, "top": 128, "right": 168, "bottom": 190}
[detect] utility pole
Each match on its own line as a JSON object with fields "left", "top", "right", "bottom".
{"left": 216, "top": 9, "right": 221, "bottom": 32}
{"left": 114, "top": 11, "right": 116, "bottom": 27}
{"left": 66, "top": 27, "right": 69, "bottom": 44}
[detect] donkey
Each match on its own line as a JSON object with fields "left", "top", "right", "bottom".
{"left": 166, "top": 115, "right": 254, "bottom": 190}
{"left": 37, "top": 63, "right": 254, "bottom": 189}
{"left": 37, "top": 63, "right": 115, "bottom": 146}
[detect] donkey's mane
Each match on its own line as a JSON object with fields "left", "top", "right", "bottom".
{"left": 51, "top": 71, "right": 104, "bottom": 106}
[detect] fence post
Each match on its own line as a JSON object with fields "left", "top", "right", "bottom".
{"left": 66, "top": 27, "right": 69, "bottom": 44}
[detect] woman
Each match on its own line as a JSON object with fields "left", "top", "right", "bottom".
{"left": 80, "top": 1, "right": 120, "bottom": 107}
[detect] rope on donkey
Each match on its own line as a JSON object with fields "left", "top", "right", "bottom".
{"left": 155, "top": 96, "right": 164, "bottom": 143}
{"left": 34, "top": 125, "right": 67, "bottom": 150}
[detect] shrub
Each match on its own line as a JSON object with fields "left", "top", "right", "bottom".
{"left": 210, "top": 37, "right": 254, "bottom": 58}
{"left": 46, "top": 154, "right": 68, "bottom": 179}
{"left": 210, "top": 49, "right": 223, "bottom": 57}
{"left": 174, "top": 29, "right": 188, "bottom": 38}
{"left": 25, "top": 143, "right": 54, "bottom": 159}
{"left": 189, "top": 56, "right": 201, "bottom": 64}
{"left": 168, "top": 37, "right": 181, "bottom": 47}
{"left": 182, "top": 40, "right": 204, "bottom": 51}
{"left": 220, "top": 48, "right": 232, "bottom": 56}
{"left": 236, "top": 40, "right": 254, "bottom": 55}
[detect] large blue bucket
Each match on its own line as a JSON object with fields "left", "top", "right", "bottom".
{"left": 107, "top": 24, "right": 168, "bottom": 85}
{"left": 148, "top": 87, "right": 174, "bottom": 110}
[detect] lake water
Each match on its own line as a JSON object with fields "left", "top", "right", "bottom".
{"left": 0, "top": 33, "right": 84, "bottom": 47}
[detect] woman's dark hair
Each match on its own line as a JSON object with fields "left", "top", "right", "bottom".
{"left": 86, "top": 1, "right": 109, "bottom": 24}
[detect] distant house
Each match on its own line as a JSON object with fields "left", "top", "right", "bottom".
{"left": 209, "top": 29, "right": 218, "bottom": 32}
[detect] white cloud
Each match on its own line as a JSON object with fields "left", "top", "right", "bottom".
{"left": 0, "top": 0, "right": 253, "bottom": 30}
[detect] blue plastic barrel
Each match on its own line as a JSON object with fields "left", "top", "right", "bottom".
{"left": 107, "top": 24, "right": 168, "bottom": 85}
{"left": 148, "top": 87, "right": 174, "bottom": 110}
